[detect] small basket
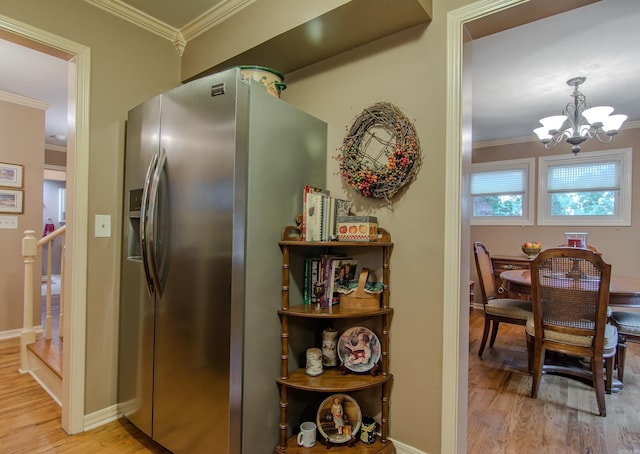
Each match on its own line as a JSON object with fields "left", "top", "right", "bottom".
{"left": 339, "top": 268, "right": 381, "bottom": 310}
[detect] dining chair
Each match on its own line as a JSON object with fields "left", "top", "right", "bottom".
{"left": 609, "top": 311, "right": 640, "bottom": 382}
{"left": 473, "top": 242, "right": 533, "bottom": 357}
{"left": 526, "top": 247, "right": 617, "bottom": 417}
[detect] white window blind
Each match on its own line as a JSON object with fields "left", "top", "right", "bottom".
{"left": 470, "top": 158, "right": 534, "bottom": 226}
{"left": 471, "top": 168, "right": 526, "bottom": 196}
{"left": 547, "top": 161, "right": 620, "bottom": 192}
{"left": 538, "top": 148, "right": 632, "bottom": 226}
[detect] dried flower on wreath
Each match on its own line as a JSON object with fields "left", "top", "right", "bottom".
{"left": 336, "top": 102, "right": 422, "bottom": 201}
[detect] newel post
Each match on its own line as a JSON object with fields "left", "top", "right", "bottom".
{"left": 20, "top": 230, "right": 37, "bottom": 373}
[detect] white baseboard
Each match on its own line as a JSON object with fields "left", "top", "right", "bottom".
{"left": 0, "top": 328, "right": 21, "bottom": 340}
{"left": 84, "top": 403, "right": 120, "bottom": 431}
{"left": 390, "top": 437, "right": 427, "bottom": 454}
{"left": 81, "top": 409, "right": 427, "bottom": 453}
{"left": 0, "top": 326, "right": 44, "bottom": 340}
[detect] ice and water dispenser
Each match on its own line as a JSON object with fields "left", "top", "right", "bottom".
{"left": 126, "top": 188, "right": 143, "bottom": 261}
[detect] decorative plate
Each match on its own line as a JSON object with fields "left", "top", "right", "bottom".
{"left": 337, "top": 326, "right": 381, "bottom": 373}
{"left": 316, "top": 393, "right": 362, "bottom": 445}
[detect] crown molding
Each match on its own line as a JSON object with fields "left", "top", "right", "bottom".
{"left": 181, "top": 0, "right": 255, "bottom": 41}
{"left": 86, "top": 0, "right": 185, "bottom": 54}
{"left": 85, "top": 0, "right": 254, "bottom": 55}
{"left": 0, "top": 90, "right": 50, "bottom": 110}
{"left": 86, "top": 0, "right": 176, "bottom": 40}
{"left": 45, "top": 143, "right": 68, "bottom": 153}
{"left": 473, "top": 120, "right": 640, "bottom": 149}
{"left": 472, "top": 134, "right": 537, "bottom": 149}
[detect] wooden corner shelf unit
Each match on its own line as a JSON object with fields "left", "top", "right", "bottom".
{"left": 275, "top": 226, "right": 395, "bottom": 454}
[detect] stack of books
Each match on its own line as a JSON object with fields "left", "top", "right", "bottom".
{"left": 302, "top": 185, "right": 352, "bottom": 242}
{"left": 303, "top": 255, "right": 359, "bottom": 307}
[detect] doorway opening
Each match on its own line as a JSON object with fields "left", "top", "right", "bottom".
{"left": 0, "top": 17, "right": 90, "bottom": 435}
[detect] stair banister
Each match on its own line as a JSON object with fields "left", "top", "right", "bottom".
{"left": 21, "top": 226, "right": 66, "bottom": 373}
{"left": 20, "top": 230, "right": 37, "bottom": 373}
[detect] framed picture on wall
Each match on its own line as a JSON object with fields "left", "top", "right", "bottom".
{"left": 0, "top": 162, "right": 23, "bottom": 188}
{"left": 0, "top": 189, "right": 23, "bottom": 213}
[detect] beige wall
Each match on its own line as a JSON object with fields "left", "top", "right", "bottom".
{"left": 181, "top": 0, "right": 350, "bottom": 80}
{"left": 280, "top": 27, "right": 444, "bottom": 452}
{"left": 44, "top": 149, "right": 66, "bottom": 167}
{"left": 471, "top": 128, "right": 640, "bottom": 290}
{"left": 0, "top": 0, "right": 182, "bottom": 413}
{"left": 258, "top": 1, "right": 475, "bottom": 450}
{"left": 0, "top": 0, "right": 478, "bottom": 452}
{"left": 0, "top": 97, "right": 44, "bottom": 331}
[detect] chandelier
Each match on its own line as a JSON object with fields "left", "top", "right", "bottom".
{"left": 533, "top": 77, "right": 627, "bottom": 154}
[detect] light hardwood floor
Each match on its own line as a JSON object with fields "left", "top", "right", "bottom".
{"left": 3, "top": 314, "right": 639, "bottom": 453}
{"left": 0, "top": 337, "right": 169, "bottom": 453}
{"left": 468, "top": 310, "right": 640, "bottom": 453}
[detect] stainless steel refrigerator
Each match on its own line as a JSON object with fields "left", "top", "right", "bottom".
{"left": 118, "top": 67, "right": 326, "bottom": 454}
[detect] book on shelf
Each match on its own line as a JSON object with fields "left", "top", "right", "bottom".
{"left": 319, "top": 254, "right": 347, "bottom": 307}
{"left": 331, "top": 198, "right": 352, "bottom": 239}
{"left": 302, "top": 185, "right": 328, "bottom": 241}
{"left": 328, "top": 258, "right": 358, "bottom": 306}
{"left": 303, "top": 258, "right": 311, "bottom": 305}
{"left": 301, "top": 185, "right": 351, "bottom": 242}
{"left": 321, "top": 194, "right": 330, "bottom": 241}
{"left": 305, "top": 191, "right": 326, "bottom": 242}
{"left": 309, "top": 257, "right": 321, "bottom": 306}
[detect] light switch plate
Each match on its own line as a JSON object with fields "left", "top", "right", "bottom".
{"left": 95, "top": 214, "right": 111, "bottom": 237}
{"left": 0, "top": 215, "right": 18, "bottom": 229}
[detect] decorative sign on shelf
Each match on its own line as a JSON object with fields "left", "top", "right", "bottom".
{"left": 336, "top": 102, "right": 422, "bottom": 201}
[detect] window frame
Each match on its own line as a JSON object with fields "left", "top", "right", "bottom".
{"left": 470, "top": 158, "right": 535, "bottom": 226}
{"left": 537, "top": 148, "right": 632, "bottom": 226}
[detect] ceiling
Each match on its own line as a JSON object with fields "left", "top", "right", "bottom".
{"left": 0, "top": 39, "right": 69, "bottom": 148}
{"left": 471, "top": 0, "right": 640, "bottom": 146}
{"left": 0, "top": 0, "right": 638, "bottom": 150}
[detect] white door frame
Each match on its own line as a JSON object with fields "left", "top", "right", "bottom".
{"left": 0, "top": 14, "right": 90, "bottom": 434}
{"left": 444, "top": 0, "right": 529, "bottom": 452}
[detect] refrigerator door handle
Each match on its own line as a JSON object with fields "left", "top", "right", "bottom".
{"left": 146, "top": 147, "right": 167, "bottom": 298}
{"left": 140, "top": 150, "right": 159, "bottom": 297}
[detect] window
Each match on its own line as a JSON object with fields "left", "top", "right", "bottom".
{"left": 470, "top": 158, "right": 534, "bottom": 225}
{"left": 538, "top": 148, "right": 632, "bottom": 226}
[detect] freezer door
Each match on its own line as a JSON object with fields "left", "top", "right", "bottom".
{"left": 151, "top": 70, "right": 238, "bottom": 453}
{"left": 118, "top": 95, "right": 161, "bottom": 438}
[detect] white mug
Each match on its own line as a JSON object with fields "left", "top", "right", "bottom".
{"left": 297, "top": 421, "right": 317, "bottom": 447}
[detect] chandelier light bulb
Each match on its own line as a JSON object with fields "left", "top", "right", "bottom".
{"left": 539, "top": 115, "right": 567, "bottom": 132}
{"left": 533, "top": 127, "right": 552, "bottom": 142}
{"left": 602, "top": 114, "right": 627, "bottom": 134}
{"left": 534, "top": 77, "right": 627, "bottom": 154}
{"left": 582, "top": 106, "right": 613, "bottom": 125}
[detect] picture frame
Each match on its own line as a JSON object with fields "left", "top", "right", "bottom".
{"left": 0, "top": 189, "right": 24, "bottom": 213}
{"left": 0, "top": 162, "right": 23, "bottom": 188}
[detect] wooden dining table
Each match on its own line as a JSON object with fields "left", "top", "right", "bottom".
{"left": 500, "top": 269, "right": 640, "bottom": 307}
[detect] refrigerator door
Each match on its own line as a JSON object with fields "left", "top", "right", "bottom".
{"left": 151, "top": 70, "right": 237, "bottom": 453}
{"left": 118, "top": 95, "right": 161, "bottom": 438}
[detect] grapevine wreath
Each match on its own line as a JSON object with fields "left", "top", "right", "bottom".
{"left": 336, "top": 102, "right": 422, "bottom": 200}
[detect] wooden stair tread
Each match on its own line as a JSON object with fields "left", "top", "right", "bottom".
{"left": 28, "top": 337, "right": 62, "bottom": 378}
